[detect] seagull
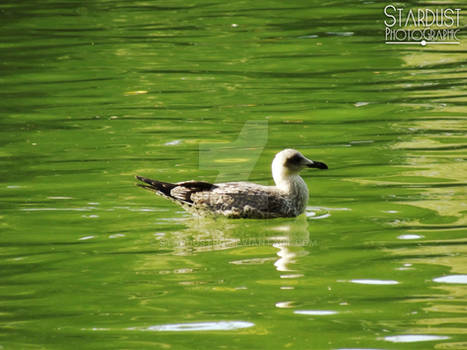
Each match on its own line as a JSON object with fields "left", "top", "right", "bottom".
{"left": 136, "top": 149, "right": 327, "bottom": 219}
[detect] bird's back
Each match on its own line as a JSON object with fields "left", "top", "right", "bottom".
{"left": 190, "top": 182, "right": 294, "bottom": 218}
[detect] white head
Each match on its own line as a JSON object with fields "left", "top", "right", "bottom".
{"left": 271, "top": 149, "right": 327, "bottom": 190}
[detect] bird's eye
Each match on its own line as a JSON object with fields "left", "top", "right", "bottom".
{"left": 286, "top": 154, "right": 303, "bottom": 165}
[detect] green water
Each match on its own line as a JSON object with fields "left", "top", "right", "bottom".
{"left": 1, "top": 1, "right": 466, "bottom": 349}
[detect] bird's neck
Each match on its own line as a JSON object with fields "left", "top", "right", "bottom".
{"left": 273, "top": 169, "right": 306, "bottom": 195}
{"left": 273, "top": 168, "right": 309, "bottom": 215}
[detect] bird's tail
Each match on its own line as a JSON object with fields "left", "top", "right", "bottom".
{"left": 135, "top": 176, "right": 177, "bottom": 197}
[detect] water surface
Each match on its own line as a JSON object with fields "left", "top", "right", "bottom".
{"left": 1, "top": 1, "right": 466, "bottom": 349}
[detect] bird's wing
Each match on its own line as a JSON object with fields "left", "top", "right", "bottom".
{"left": 135, "top": 176, "right": 216, "bottom": 204}
{"left": 190, "top": 182, "right": 288, "bottom": 217}
{"left": 170, "top": 180, "right": 217, "bottom": 202}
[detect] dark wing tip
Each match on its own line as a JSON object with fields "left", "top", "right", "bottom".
{"left": 135, "top": 175, "right": 150, "bottom": 183}
{"left": 135, "top": 176, "right": 178, "bottom": 197}
{"left": 135, "top": 175, "right": 157, "bottom": 190}
{"left": 136, "top": 183, "right": 152, "bottom": 190}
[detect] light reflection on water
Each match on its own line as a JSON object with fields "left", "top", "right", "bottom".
{"left": 152, "top": 214, "right": 312, "bottom": 254}
{"left": 349, "top": 279, "right": 400, "bottom": 285}
{"left": 397, "top": 234, "right": 423, "bottom": 240}
{"left": 294, "top": 310, "right": 338, "bottom": 316}
{"left": 433, "top": 275, "right": 467, "bottom": 284}
{"left": 130, "top": 321, "right": 255, "bottom": 332}
{"left": 384, "top": 335, "right": 450, "bottom": 343}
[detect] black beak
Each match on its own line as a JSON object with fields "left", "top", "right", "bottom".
{"left": 307, "top": 160, "right": 328, "bottom": 170}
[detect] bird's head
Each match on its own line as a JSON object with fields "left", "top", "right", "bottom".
{"left": 272, "top": 149, "right": 328, "bottom": 177}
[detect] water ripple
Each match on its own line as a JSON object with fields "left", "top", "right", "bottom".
{"left": 349, "top": 279, "right": 399, "bottom": 285}
{"left": 433, "top": 275, "right": 467, "bottom": 284}
{"left": 129, "top": 321, "right": 255, "bottom": 332}
{"left": 384, "top": 335, "right": 449, "bottom": 343}
{"left": 294, "top": 310, "right": 338, "bottom": 316}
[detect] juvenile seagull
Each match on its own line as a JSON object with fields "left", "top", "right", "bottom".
{"left": 136, "top": 149, "right": 327, "bottom": 219}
